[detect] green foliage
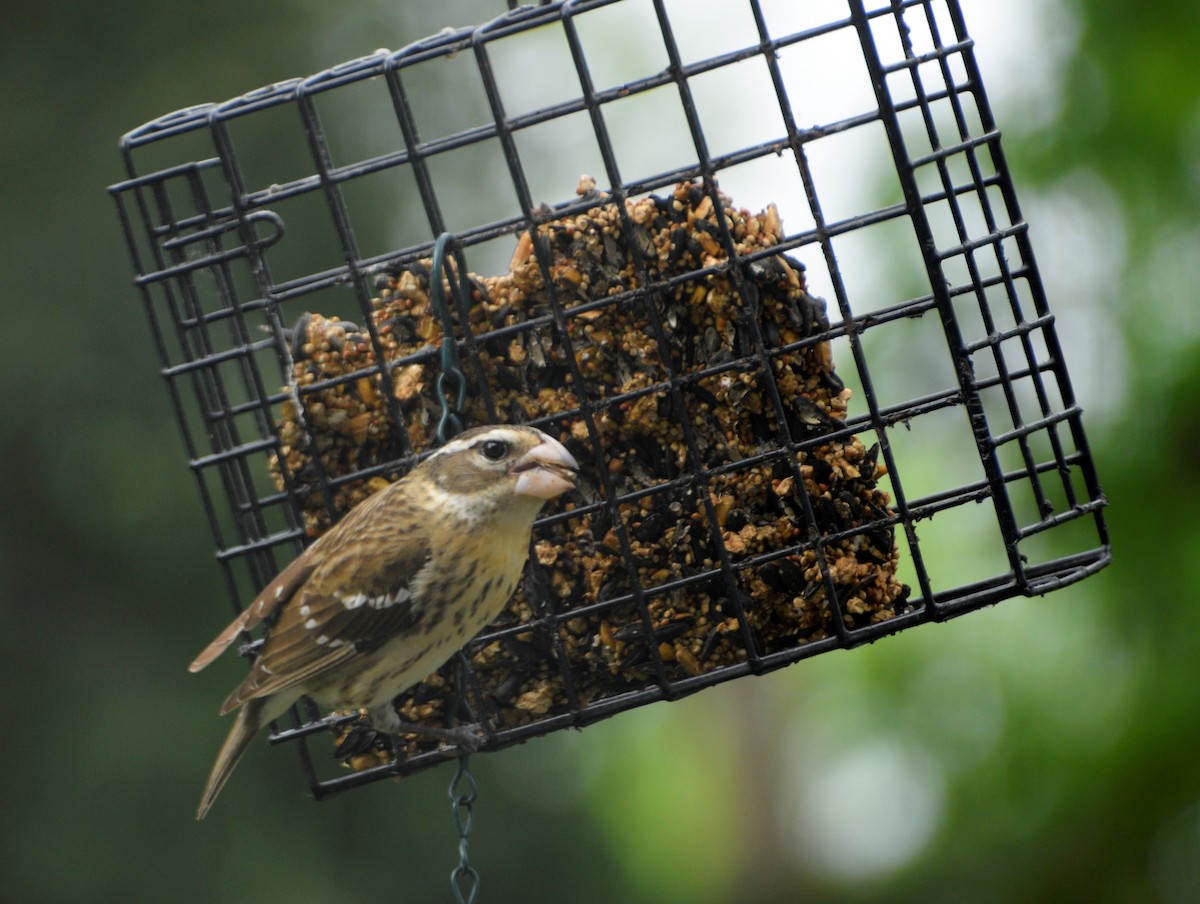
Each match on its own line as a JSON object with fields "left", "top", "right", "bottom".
{"left": 1034, "top": 0, "right": 1200, "bottom": 216}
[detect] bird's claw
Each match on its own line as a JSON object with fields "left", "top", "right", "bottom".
{"left": 438, "top": 723, "right": 485, "bottom": 754}
{"left": 333, "top": 711, "right": 485, "bottom": 761}
{"left": 390, "top": 720, "right": 485, "bottom": 754}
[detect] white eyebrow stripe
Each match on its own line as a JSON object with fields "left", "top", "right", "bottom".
{"left": 428, "top": 427, "right": 530, "bottom": 460}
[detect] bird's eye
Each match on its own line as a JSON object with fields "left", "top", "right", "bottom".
{"left": 479, "top": 439, "right": 509, "bottom": 461}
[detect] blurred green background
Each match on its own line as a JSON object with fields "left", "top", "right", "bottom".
{"left": 2, "top": 1, "right": 1197, "bottom": 902}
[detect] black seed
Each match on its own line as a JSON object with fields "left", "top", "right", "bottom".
{"left": 760, "top": 561, "right": 786, "bottom": 592}
{"left": 597, "top": 577, "right": 625, "bottom": 601}
{"left": 690, "top": 384, "right": 721, "bottom": 409}
{"left": 816, "top": 494, "right": 841, "bottom": 529}
{"left": 504, "top": 640, "right": 544, "bottom": 665}
{"left": 634, "top": 512, "right": 667, "bottom": 543}
{"left": 667, "top": 228, "right": 690, "bottom": 267}
{"left": 723, "top": 508, "right": 748, "bottom": 532}
{"left": 468, "top": 277, "right": 491, "bottom": 306}
{"left": 494, "top": 365, "right": 525, "bottom": 391}
{"left": 612, "top": 621, "right": 646, "bottom": 642}
{"left": 859, "top": 444, "right": 880, "bottom": 486}
{"left": 807, "top": 295, "right": 831, "bottom": 332}
{"left": 820, "top": 369, "right": 845, "bottom": 393}
{"left": 286, "top": 312, "right": 313, "bottom": 359}
{"left": 811, "top": 458, "right": 834, "bottom": 487}
{"left": 384, "top": 314, "right": 418, "bottom": 344}
{"left": 653, "top": 618, "right": 693, "bottom": 643}
{"left": 614, "top": 617, "right": 694, "bottom": 646}
{"left": 631, "top": 224, "right": 656, "bottom": 259}
{"left": 869, "top": 526, "right": 894, "bottom": 555}
{"left": 778, "top": 557, "right": 806, "bottom": 594}
{"left": 493, "top": 673, "right": 525, "bottom": 703}
{"left": 786, "top": 295, "right": 811, "bottom": 333}
{"left": 530, "top": 622, "right": 557, "bottom": 655}
{"left": 550, "top": 226, "right": 572, "bottom": 251}
{"left": 334, "top": 725, "right": 381, "bottom": 762}
{"left": 619, "top": 643, "right": 650, "bottom": 670}
{"left": 602, "top": 232, "right": 626, "bottom": 268}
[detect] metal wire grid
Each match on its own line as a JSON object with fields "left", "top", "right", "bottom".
{"left": 110, "top": 0, "right": 1110, "bottom": 799}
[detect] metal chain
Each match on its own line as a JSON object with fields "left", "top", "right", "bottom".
{"left": 448, "top": 651, "right": 479, "bottom": 904}
{"left": 448, "top": 755, "right": 480, "bottom": 904}
{"left": 429, "top": 233, "right": 470, "bottom": 445}
{"left": 429, "top": 240, "right": 479, "bottom": 902}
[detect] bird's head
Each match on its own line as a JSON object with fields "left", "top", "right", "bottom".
{"left": 420, "top": 425, "right": 580, "bottom": 508}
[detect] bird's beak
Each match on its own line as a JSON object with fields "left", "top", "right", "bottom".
{"left": 512, "top": 432, "right": 580, "bottom": 499}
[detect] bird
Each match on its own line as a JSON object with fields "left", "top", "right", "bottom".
{"left": 189, "top": 424, "right": 579, "bottom": 819}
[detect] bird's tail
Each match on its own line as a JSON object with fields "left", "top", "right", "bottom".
{"left": 196, "top": 696, "right": 267, "bottom": 820}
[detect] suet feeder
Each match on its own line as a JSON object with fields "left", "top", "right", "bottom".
{"left": 110, "top": 0, "right": 1110, "bottom": 800}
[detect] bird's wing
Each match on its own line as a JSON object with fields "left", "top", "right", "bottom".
{"left": 189, "top": 553, "right": 317, "bottom": 673}
{"left": 219, "top": 538, "right": 432, "bottom": 714}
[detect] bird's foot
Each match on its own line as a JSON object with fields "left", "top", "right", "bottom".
{"left": 333, "top": 707, "right": 485, "bottom": 761}
{"left": 395, "top": 721, "right": 484, "bottom": 754}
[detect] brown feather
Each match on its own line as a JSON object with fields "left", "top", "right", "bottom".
{"left": 196, "top": 695, "right": 287, "bottom": 819}
{"left": 218, "top": 531, "right": 432, "bottom": 713}
{"left": 189, "top": 555, "right": 316, "bottom": 673}
{"left": 219, "top": 641, "right": 355, "bottom": 715}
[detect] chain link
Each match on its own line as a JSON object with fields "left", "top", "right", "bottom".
{"left": 429, "top": 233, "right": 470, "bottom": 445}
{"left": 448, "top": 649, "right": 480, "bottom": 904}
{"left": 449, "top": 754, "right": 480, "bottom": 904}
{"left": 427, "top": 231, "right": 479, "bottom": 904}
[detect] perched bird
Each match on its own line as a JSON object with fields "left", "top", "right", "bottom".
{"left": 189, "top": 424, "right": 579, "bottom": 819}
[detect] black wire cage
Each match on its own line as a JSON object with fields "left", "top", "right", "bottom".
{"left": 111, "top": 0, "right": 1109, "bottom": 801}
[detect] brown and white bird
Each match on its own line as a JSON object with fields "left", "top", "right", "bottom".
{"left": 189, "top": 424, "right": 578, "bottom": 819}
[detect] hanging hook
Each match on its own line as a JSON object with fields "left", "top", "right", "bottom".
{"left": 429, "top": 233, "right": 474, "bottom": 444}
